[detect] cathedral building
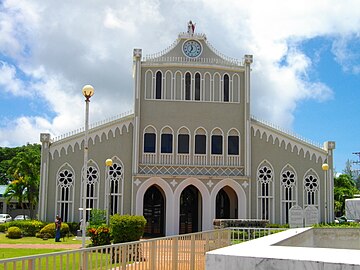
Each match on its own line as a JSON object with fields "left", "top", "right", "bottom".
{"left": 39, "top": 23, "right": 335, "bottom": 236}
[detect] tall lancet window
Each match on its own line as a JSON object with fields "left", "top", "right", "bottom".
{"left": 56, "top": 164, "right": 75, "bottom": 222}
{"left": 224, "top": 74, "right": 229, "bottom": 102}
{"left": 155, "top": 71, "right": 162, "bottom": 99}
{"left": 195, "top": 73, "right": 201, "bottom": 100}
{"left": 107, "top": 159, "right": 124, "bottom": 216}
{"left": 185, "top": 72, "right": 191, "bottom": 100}
{"left": 257, "top": 162, "right": 274, "bottom": 222}
{"left": 280, "top": 167, "right": 297, "bottom": 224}
{"left": 304, "top": 171, "right": 319, "bottom": 208}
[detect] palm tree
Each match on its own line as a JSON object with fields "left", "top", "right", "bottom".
{"left": 4, "top": 175, "right": 27, "bottom": 210}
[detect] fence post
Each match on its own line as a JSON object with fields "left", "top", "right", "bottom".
{"left": 172, "top": 237, "right": 178, "bottom": 270}
{"left": 81, "top": 250, "right": 88, "bottom": 270}
{"left": 150, "top": 241, "right": 157, "bottom": 270}
{"left": 28, "top": 258, "right": 35, "bottom": 270}
{"left": 190, "top": 234, "right": 195, "bottom": 270}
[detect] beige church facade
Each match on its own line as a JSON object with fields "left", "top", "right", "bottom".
{"left": 39, "top": 25, "right": 335, "bottom": 236}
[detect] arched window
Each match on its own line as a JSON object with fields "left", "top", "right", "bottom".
{"left": 224, "top": 74, "right": 229, "bottom": 102}
{"left": 56, "top": 164, "right": 75, "bottom": 222}
{"left": 257, "top": 162, "right": 274, "bottom": 221}
{"left": 84, "top": 164, "right": 99, "bottom": 220}
{"left": 280, "top": 166, "right": 297, "bottom": 224}
{"left": 107, "top": 158, "right": 124, "bottom": 215}
{"left": 195, "top": 73, "right": 201, "bottom": 100}
{"left": 195, "top": 135, "right": 206, "bottom": 154}
{"left": 185, "top": 72, "right": 191, "bottom": 100}
{"left": 144, "top": 133, "right": 156, "bottom": 153}
{"left": 155, "top": 71, "right": 162, "bottom": 99}
{"left": 304, "top": 171, "right": 319, "bottom": 208}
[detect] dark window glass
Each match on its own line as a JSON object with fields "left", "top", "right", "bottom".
{"left": 178, "top": 134, "right": 189, "bottom": 154}
{"left": 185, "top": 72, "right": 191, "bottom": 100}
{"left": 156, "top": 71, "right": 162, "bottom": 99}
{"left": 195, "top": 135, "right": 206, "bottom": 154}
{"left": 224, "top": 74, "right": 229, "bottom": 102}
{"left": 144, "top": 133, "right": 156, "bottom": 153}
{"left": 195, "top": 73, "right": 200, "bottom": 100}
{"left": 161, "top": 134, "right": 173, "bottom": 153}
{"left": 211, "top": 135, "right": 223, "bottom": 155}
{"left": 228, "top": 136, "right": 239, "bottom": 155}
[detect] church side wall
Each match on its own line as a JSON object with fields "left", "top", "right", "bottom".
{"left": 45, "top": 124, "right": 134, "bottom": 222}
{"left": 251, "top": 127, "right": 327, "bottom": 224}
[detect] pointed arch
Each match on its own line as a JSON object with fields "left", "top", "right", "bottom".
{"left": 210, "top": 178, "right": 247, "bottom": 221}
{"left": 256, "top": 160, "right": 275, "bottom": 222}
{"left": 174, "top": 177, "right": 211, "bottom": 233}
{"left": 55, "top": 163, "right": 75, "bottom": 222}
{"left": 303, "top": 168, "right": 320, "bottom": 209}
{"left": 136, "top": 177, "right": 173, "bottom": 235}
{"left": 280, "top": 164, "right": 297, "bottom": 224}
{"left": 106, "top": 156, "right": 124, "bottom": 216}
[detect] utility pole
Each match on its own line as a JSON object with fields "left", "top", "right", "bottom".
{"left": 352, "top": 152, "right": 360, "bottom": 179}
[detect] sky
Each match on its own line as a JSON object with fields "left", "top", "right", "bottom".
{"left": 0, "top": 0, "right": 359, "bottom": 173}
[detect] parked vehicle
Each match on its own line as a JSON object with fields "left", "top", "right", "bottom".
{"left": 14, "top": 214, "right": 30, "bottom": 221}
{"left": 0, "top": 214, "right": 12, "bottom": 223}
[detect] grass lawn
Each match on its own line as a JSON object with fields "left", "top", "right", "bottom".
{"left": 0, "top": 233, "right": 87, "bottom": 245}
{"left": 0, "top": 248, "right": 64, "bottom": 259}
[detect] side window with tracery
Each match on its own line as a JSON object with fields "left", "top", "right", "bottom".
{"left": 280, "top": 168, "right": 297, "bottom": 224}
{"left": 257, "top": 163, "right": 274, "bottom": 222}
{"left": 56, "top": 165, "right": 75, "bottom": 222}
{"left": 85, "top": 165, "right": 99, "bottom": 218}
{"left": 107, "top": 160, "right": 124, "bottom": 216}
{"left": 304, "top": 172, "right": 319, "bottom": 208}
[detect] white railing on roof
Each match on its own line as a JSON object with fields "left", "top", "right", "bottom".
{"left": 144, "top": 38, "right": 180, "bottom": 60}
{"left": 52, "top": 110, "right": 133, "bottom": 143}
{"left": 251, "top": 114, "right": 323, "bottom": 148}
{"left": 143, "top": 56, "right": 242, "bottom": 67}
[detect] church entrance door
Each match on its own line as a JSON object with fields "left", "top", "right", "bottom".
{"left": 179, "top": 185, "right": 201, "bottom": 234}
{"left": 143, "top": 185, "right": 165, "bottom": 237}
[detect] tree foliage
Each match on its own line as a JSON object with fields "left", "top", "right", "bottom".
{"left": 334, "top": 174, "right": 359, "bottom": 216}
{"left": 2, "top": 144, "right": 41, "bottom": 218}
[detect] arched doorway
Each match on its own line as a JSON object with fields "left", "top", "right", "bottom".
{"left": 179, "top": 185, "right": 201, "bottom": 234}
{"left": 143, "top": 185, "right": 165, "bottom": 237}
{"left": 216, "top": 186, "right": 238, "bottom": 219}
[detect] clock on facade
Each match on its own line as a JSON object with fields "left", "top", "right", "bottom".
{"left": 182, "top": 40, "right": 202, "bottom": 58}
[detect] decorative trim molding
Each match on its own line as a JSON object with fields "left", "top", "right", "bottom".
{"left": 138, "top": 164, "right": 244, "bottom": 177}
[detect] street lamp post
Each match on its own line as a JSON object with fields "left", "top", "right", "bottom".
{"left": 81, "top": 85, "right": 94, "bottom": 249}
{"left": 105, "top": 158, "right": 113, "bottom": 225}
{"left": 322, "top": 162, "right": 329, "bottom": 224}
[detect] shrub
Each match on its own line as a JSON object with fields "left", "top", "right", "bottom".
{"left": 67, "top": 222, "right": 80, "bottom": 235}
{"left": 110, "top": 214, "right": 146, "bottom": 244}
{"left": 87, "top": 225, "right": 112, "bottom": 246}
{"left": 8, "top": 220, "right": 46, "bottom": 236}
{"left": 37, "top": 222, "right": 70, "bottom": 239}
{"left": 90, "top": 209, "right": 106, "bottom": 227}
{"left": 6, "top": 226, "right": 22, "bottom": 239}
{"left": 0, "top": 223, "right": 6, "bottom": 233}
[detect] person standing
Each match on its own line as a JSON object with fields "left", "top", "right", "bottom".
{"left": 55, "top": 215, "right": 62, "bottom": 242}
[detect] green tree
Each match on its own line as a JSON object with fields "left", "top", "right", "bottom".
{"left": 6, "top": 144, "right": 41, "bottom": 218}
{"left": 334, "top": 174, "right": 359, "bottom": 216}
{"left": 4, "top": 176, "right": 27, "bottom": 209}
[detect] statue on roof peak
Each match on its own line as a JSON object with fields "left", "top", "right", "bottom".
{"left": 187, "top": 20, "right": 196, "bottom": 35}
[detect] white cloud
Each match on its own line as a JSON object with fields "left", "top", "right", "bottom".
{"left": 0, "top": 0, "right": 359, "bottom": 146}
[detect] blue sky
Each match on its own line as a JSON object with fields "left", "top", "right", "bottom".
{"left": 0, "top": 0, "right": 359, "bottom": 173}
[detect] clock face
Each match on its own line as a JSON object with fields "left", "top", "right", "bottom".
{"left": 182, "top": 40, "right": 202, "bottom": 58}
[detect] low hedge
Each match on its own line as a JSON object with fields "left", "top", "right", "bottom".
{"left": 0, "top": 220, "right": 45, "bottom": 236}
{"left": 110, "top": 214, "right": 146, "bottom": 243}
